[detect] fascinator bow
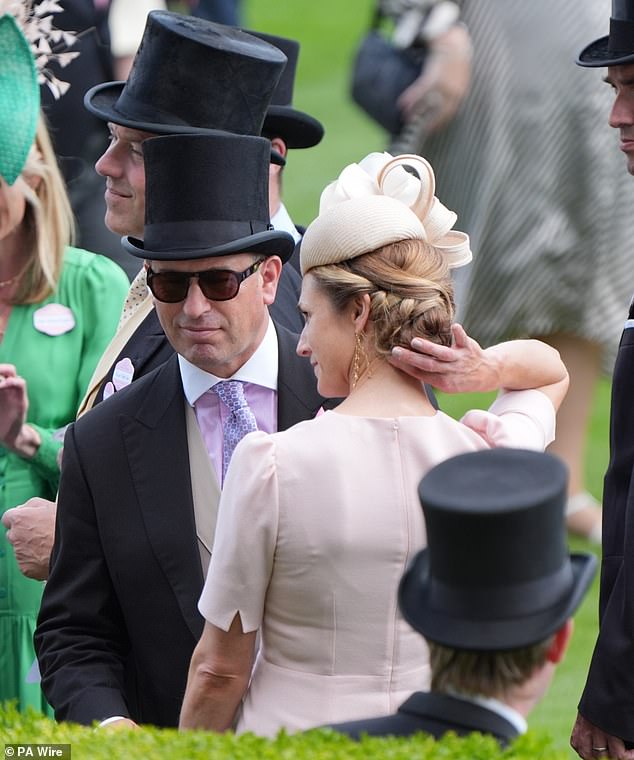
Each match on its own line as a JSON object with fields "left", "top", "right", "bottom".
{"left": 319, "top": 151, "right": 472, "bottom": 269}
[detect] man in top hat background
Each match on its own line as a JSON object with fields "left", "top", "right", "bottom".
{"left": 82, "top": 12, "right": 309, "bottom": 389}
{"left": 328, "top": 448, "right": 596, "bottom": 746}
{"left": 248, "top": 30, "right": 325, "bottom": 275}
{"left": 2, "top": 13, "right": 326, "bottom": 582}
{"left": 34, "top": 126, "right": 328, "bottom": 729}
{"left": 571, "top": 3, "right": 634, "bottom": 757}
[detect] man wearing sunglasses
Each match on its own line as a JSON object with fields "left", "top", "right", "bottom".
{"left": 35, "top": 129, "right": 329, "bottom": 730}
{"left": 79, "top": 14, "right": 315, "bottom": 409}
{"left": 3, "top": 15, "right": 326, "bottom": 579}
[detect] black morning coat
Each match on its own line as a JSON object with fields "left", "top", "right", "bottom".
{"left": 578, "top": 301, "right": 634, "bottom": 746}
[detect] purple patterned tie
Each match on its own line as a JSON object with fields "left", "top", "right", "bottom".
{"left": 212, "top": 380, "right": 258, "bottom": 481}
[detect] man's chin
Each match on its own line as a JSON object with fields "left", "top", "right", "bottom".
{"left": 104, "top": 212, "right": 143, "bottom": 240}
{"left": 104, "top": 217, "right": 127, "bottom": 237}
{"left": 181, "top": 343, "right": 253, "bottom": 378}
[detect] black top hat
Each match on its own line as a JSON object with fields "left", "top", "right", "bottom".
{"left": 245, "top": 30, "right": 324, "bottom": 149}
{"left": 399, "top": 449, "right": 597, "bottom": 651}
{"left": 577, "top": 0, "right": 634, "bottom": 67}
{"left": 84, "top": 11, "right": 287, "bottom": 136}
{"left": 122, "top": 133, "right": 295, "bottom": 262}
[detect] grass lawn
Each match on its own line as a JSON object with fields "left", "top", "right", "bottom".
{"left": 244, "top": 2, "right": 613, "bottom": 754}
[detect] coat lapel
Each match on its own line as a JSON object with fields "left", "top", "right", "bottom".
{"left": 119, "top": 355, "right": 204, "bottom": 639}
{"left": 93, "top": 309, "right": 174, "bottom": 407}
{"left": 77, "top": 297, "right": 154, "bottom": 416}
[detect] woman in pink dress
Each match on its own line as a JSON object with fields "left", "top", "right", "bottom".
{"left": 179, "top": 153, "right": 569, "bottom": 736}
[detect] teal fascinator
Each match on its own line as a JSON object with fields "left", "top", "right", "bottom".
{"left": 0, "top": 1, "right": 79, "bottom": 184}
{"left": 0, "top": 12, "right": 38, "bottom": 185}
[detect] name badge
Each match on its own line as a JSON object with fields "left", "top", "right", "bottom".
{"left": 112, "top": 357, "right": 135, "bottom": 390}
{"left": 33, "top": 304, "right": 75, "bottom": 336}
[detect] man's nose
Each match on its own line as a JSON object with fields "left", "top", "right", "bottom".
{"left": 95, "top": 143, "right": 122, "bottom": 178}
{"left": 182, "top": 278, "right": 211, "bottom": 317}
{"left": 609, "top": 94, "right": 634, "bottom": 129}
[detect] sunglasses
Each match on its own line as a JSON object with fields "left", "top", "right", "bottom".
{"left": 146, "top": 259, "right": 265, "bottom": 303}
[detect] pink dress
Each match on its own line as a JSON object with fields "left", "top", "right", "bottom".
{"left": 198, "top": 390, "right": 555, "bottom": 736}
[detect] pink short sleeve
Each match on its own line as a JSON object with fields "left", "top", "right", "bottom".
{"left": 198, "top": 430, "right": 279, "bottom": 633}
{"left": 460, "top": 389, "right": 556, "bottom": 450}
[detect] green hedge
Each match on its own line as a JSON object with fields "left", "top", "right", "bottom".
{"left": 1, "top": 704, "right": 568, "bottom": 759}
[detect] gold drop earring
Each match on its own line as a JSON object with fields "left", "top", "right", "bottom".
{"left": 351, "top": 331, "right": 363, "bottom": 389}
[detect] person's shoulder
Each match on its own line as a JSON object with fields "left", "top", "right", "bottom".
{"left": 62, "top": 246, "right": 130, "bottom": 286}
{"left": 325, "top": 710, "right": 421, "bottom": 740}
{"left": 269, "top": 412, "right": 336, "bottom": 456}
{"left": 235, "top": 414, "right": 325, "bottom": 461}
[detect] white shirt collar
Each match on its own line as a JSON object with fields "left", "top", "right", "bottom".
{"left": 271, "top": 202, "right": 301, "bottom": 244}
{"left": 178, "top": 317, "right": 279, "bottom": 406}
{"left": 446, "top": 689, "right": 527, "bottom": 735}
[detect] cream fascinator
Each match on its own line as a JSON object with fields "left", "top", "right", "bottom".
{"left": 300, "top": 152, "right": 472, "bottom": 275}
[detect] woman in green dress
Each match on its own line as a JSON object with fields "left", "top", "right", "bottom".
{"left": 0, "top": 13, "right": 129, "bottom": 711}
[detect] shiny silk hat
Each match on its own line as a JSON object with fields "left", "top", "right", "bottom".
{"left": 0, "top": 13, "right": 38, "bottom": 184}
{"left": 577, "top": 0, "right": 634, "bottom": 67}
{"left": 399, "top": 448, "right": 597, "bottom": 650}
{"left": 122, "top": 132, "right": 295, "bottom": 262}
{"left": 299, "top": 152, "right": 472, "bottom": 275}
{"left": 84, "top": 11, "right": 287, "bottom": 137}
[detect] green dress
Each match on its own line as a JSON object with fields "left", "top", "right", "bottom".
{"left": 0, "top": 246, "right": 129, "bottom": 713}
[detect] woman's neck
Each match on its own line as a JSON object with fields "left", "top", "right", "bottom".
{"left": 336, "top": 358, "right": 436, "bottom": 417}
{"left": 0, "top": 224, "right": 31, "bottom": 286}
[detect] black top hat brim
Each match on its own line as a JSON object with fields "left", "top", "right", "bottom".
{"left": 262, "top": 105, "right": 324, "bottom": 149}
{"left": 577, "top": 35, "right": 634, "bottom": 67}
{"left": 121, "top": 228, "right": 295, "bottom": 264}
{"left": 85, "top": 81, "right": 223, "bottom": 135}
{"left": 398, "top": 549, "right": 597, "bottom": 651}
{"left": 86, "top": 81, "right": 287, "bottom": 165}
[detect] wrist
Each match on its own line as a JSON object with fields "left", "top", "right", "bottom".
{"left": 481, "top": 344, "right": 505, "bottom": 391}
{"left": 429, "top": 23, "right": 472, "bottom": 59}
{"left": 11, "top": 424, "right": 41, "bottom": 459}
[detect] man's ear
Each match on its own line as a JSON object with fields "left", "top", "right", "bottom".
{"left": 269, "top": 137, "right": 288, "bottom": 179}
{"left": 270, "top": 137, "right": 287, "bottom": 163}
{"left": 546, "top": 619, "right": 574, "bottom": 664}
{"left": 260, "top": 255, "right": 282, "bottom": 306}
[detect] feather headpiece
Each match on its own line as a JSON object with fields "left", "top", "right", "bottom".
{"left": 0, "top": 0, "right": 79, "bottom": 98}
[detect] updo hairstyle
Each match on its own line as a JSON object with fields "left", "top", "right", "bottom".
{"left": 308, "top": 237, "right": 455, "bottom": 356}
